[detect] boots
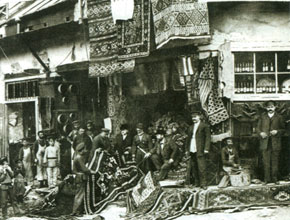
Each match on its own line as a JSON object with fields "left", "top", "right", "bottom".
{"left": 43, "top": 180, "right": 48, "bottom": 187}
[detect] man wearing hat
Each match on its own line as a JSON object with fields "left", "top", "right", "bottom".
{"left": 150, "top": 128, "right": 178, "bottom": 180}
{"left": 185, "top": 111, "right": 211, "bottom": 189}
{"left": 257, "top": 101, "right": 285, "bottom": 184}
{"left": 132, "top": 123, "right": 153, "bottom": 173}
{"left": 67, "top": 120, "right": 81, "bottom": 144}
{"left": 89, "top": 128, "right": 112, "bottom": 163}
{"left": 86, "top": 120, "right": 96, "bottom": 140}
{"left": 72, "top": 126, "right": 92, "bottom": 158}
{"left": 221, "top": 137, "right": 241, "bottom": 174}
{"left": 72, "top": 143, "right": 96, "bottom": 216}
{"left": 113, "top": 124, "right": 132, "bottom": 167}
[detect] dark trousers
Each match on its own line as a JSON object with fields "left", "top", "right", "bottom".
{"left": 151, "top": 154, "right": 172, "bottom": 180}
{"left": 262, "top": 148, "right": 280, "bottom": 183}
{"left": 186, "top": 153, "right": 207, "bottom": 187}
{"left": 136, "top": 149, "right": 152, "bottom": 174}
{"left": 1, "top": 185, "right": 19, "bottom": 217}
{"left": 72, "top": 182, "right": 85, "bottom": 214}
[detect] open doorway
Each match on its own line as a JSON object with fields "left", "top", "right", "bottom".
{"left": 7, "top": 101, "right": 36, "bottom": 167}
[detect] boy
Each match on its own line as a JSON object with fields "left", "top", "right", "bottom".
{"left": 0, "top": 157, "right": 20, "bottom": 219}
{"left": 43, "top": 136, "right": 60, "bottom": 189}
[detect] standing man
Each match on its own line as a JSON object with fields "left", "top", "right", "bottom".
{"left": 71, "top": 143, "right": 96, "bottom": 216}
{"left": 185, "top": 111, "right": 211, "bottom": 189}
{"left": 114, "top": 124, "right": 132, "bottom": 167}
{"left": 33, "top": 131, "right": 48, "bottom": 188}
{"left": 151, "top": 128, "right": 178, "bottom": 180}
{"left": 18, "top": 138, "right": 35, "bottom": 187}
{"left": 257, "top": 101, "right": 285, "bottom": 184}
{"left": 132, "top": 123, "right": 153, "bottom": 174}
{"left": 89, "top": 128, "right": 112, "bottom": 163}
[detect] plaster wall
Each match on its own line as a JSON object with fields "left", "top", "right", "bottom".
{"left": 199, "top": 2, "right": 290, "bottom": 99}
{"left": 0, "top": 30, "right": 89, "bottom": 103}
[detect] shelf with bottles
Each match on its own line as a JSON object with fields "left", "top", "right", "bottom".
{"left": 234, "top": 75, "right": 254, "bottom": 94}
{"left": 256, "top": 52, "right": 275, "bottom": 73}
{"left": 277, "top": 52, "right": 290, "bottom": 73}
{"left": 234, "top": 52, "right": 254, "bottom": 73}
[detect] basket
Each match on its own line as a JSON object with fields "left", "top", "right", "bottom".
{"left": 229, "top": 171, "right": 251, "bottom": 187}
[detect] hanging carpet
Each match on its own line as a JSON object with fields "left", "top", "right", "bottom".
{"left": 87, "top": 0, "right": 135, "bottom": 77}
{"left": 117, "top": 0, "right": 151, "bottom": 60}
{"left": 151, "top": 0, "right": 210, "bottom": 49}
{"left": 84, "top": 150, "right": 143, "bottom": 214}
{"left": 198, "top": 55, "right": 229, "bottom": 125}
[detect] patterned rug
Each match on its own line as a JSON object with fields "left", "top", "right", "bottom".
{"left": 117, "top": 0, "right": 151, "bottom": 60}
{"left": 198, "top": 55, "right": 229, "bottom": 125}
{"left": 126, "top": 182, "right": 290, "bottom": 220}
{"left": 151, "top": 0, "right": 210, "bottom": 49}
{"left": 87, "top": 0, "right": 135, "bottom": 77}
{"left": 84, "top": 150, "right": 143, "bottom": 214}
{"left": 192, "top": 182, "right": 290, "bottom": 211}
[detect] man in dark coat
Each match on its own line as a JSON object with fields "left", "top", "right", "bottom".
{"left": 257, "top": 101, "right": 285, "bottom": 184}
{"left": 89, "top": 128, "right": 112, "bottom": 163}
{"left": 113, "top": 124, "right": 132, "bottom": 167}
{"left": 185, "top": 111, "right": 211, "bottom": 189}
{"left": 150, "top": 128, "right": 178, "bottom": 180}
{"left": 132, "top": 123, "right": 153, "bottom": 174}
{"left": 73, "top": 127, "right": 92, "bottom": 162}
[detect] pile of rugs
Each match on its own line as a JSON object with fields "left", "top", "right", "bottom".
{"left": 125, "top": 174, "right": 290, "bottom": 220}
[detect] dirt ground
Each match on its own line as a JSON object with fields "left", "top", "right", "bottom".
{"left": 6, "top": 205, "right": 290, "bottom": 220}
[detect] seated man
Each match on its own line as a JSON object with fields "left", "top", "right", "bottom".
{"left": 221, "top": 137, "right": 241, "bottom": 174}
{"left": 150, "top": 128, "right": 178, "bottom": 181}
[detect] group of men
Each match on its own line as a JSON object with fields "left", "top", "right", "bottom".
{"left": 1, "top": 99, "right": 286, "bottom": 217}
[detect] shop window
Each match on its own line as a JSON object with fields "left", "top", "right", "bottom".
{"left": 233, "top": 51, "right": 290, "bottom": 99}
{"left": 6, "top": 80, "right": 39, "bottom": 100}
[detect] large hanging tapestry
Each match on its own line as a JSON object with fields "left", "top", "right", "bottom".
{"left": 84, "top": 150, "right": 143, "bottom": 214}
{"left": 151, "top": 0, "right": 210, "bottom": 49}
{"left": 198, "top": 55, "right": 229, "bottom": 125}
{"left": 88, "top": 0, "right": 135, "bottom": 77}
{"left": 117, "top": 0, "right": 151, "bottom": 60}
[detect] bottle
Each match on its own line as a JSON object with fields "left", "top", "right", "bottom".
{"left": 270, "top": 62, "right": 274, "bottom": 72}
{"left": 287, "top": 60, "right": 290, "bottom": 71}
{"left": 262, "top": 86, "right": 266, "bottom": 93}
{"left": 249, "top": 82, "right": 253, "bottom": 93}
{"left": 240, "top": 82, "right": 244, "bottom": 93}
{"left": 243, "top": 83, "right": 247, "bottom": 93}
{"left": 237, "top": 82, "right": 241, "bottom": 94}
{"left": 265, "top": 62, "right": 269, "bottom": 72}
{"left": 234, "top": 83, "right": 238, "bottom": 93}
{"left": 246, "top": 83, "right": 250, "bottom": 93}
{"left": 262, "top": 62, "right": 265, "bottom": 72}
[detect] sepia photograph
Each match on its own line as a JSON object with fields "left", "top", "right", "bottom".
{"left": 0, "top": 0, "right": 289, "bottom": 219}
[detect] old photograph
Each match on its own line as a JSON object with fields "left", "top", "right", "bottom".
{"left": 0, "top": 0, "right": 289, "bottom": 219}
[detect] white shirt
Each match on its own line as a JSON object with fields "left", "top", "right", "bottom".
{"left": 160, "top": 139, "right": 165, "bottom": 151}
{"left": 268, "top": 112, "right": 274, "bottom": 118}
{"left": 190, "top": 121, "right": 200, "bottom": 153}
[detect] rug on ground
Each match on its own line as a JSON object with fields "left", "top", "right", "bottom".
{"left": 84, "top": 150, "right": 143, "bottom": 214}
{"left": 125, "top": 182, "right": 290, "bottom": 220}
